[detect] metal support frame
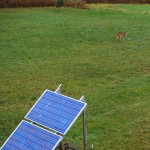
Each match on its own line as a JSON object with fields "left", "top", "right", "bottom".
{"left": 55, "top": 84, "right": 62, "bottom": 94}
{"left": 55, "top": 85, "right": 87, "bottom": 150}
{"left": 55, "top": 84, "right": 63, "bottom": 150}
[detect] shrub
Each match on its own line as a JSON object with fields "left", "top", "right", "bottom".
{"left": 64, "top": 0, "right": 87, "bottom": 9}
{"left": 0, "top": 0, "right": 56, "bottom": 8}
{"left": 0, "top": 0, "right": 149, "bottom": 8}
{"left": 86, "top": 0, "right": 150, "bottom": 4}
{"left": 56, "top": 0, "right": 64, "bottom": 7}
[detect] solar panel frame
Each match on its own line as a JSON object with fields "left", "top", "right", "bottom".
{"left": 25, "top": 89, "right": 87, "bottom": 135}
{"left": 0, "top": 120, "right": 62, "bottom": 150}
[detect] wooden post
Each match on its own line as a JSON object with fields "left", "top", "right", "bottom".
{"left": 80, "top": 96, "right": 87, "bottom": 150}
{"left": 83, "top": 106, "right": 87, "bottom": 150}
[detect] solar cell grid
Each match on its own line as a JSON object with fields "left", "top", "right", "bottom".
{"left": 25, "top": 90, "right": 87, "bottom": 135}
{"left": 1, "top": 120, "right": 62, "bottom": 150}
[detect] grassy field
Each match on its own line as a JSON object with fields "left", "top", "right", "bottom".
{"left": 0, "top": 4, "right": 150, "bottom": 149}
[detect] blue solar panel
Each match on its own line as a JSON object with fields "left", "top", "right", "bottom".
{"left": 25, "top": 90, "right": 87, "bottom": 135}
{"left": 1, "top": 120, "right": 62, "bottom": 150}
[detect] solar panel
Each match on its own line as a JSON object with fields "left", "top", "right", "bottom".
{"left": 0, "top": 120, "right": 62, "bottom": 150}
{"left": 25, "top": 90, "right": 87, "bottom": 135}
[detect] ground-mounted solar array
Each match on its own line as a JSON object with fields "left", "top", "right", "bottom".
{"left": 1, "top": 88, "right": 87, "bottom": 150}
{"left": 0, "top": 120, "right": 62, "bottom": 150}
{"left": 25, "top": 90, "right": 87, "bottom": 135}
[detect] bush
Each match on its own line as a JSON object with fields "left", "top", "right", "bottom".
{"left": 64, "top": 0, "right": 87, "bottom": 9}
{"left": 56, "top": 0, "right": 64, "bottom": 7}
{"left": 86, "top": 0, "right": 150, "bottom": 4}
{"left": 0, "top": 0, "right": 56, "bottom": 8}
{"left": 0, "top": 0, "right": 149, "bottom": 8}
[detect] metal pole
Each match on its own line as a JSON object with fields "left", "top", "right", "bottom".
{"left": 55, "top": 84, "right": 62, "bottom": 94}
{"left": 55, "top": 84, "right": 63, "bottom": 150}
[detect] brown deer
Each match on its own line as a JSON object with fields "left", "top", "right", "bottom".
{"left": 116, "top": 32, "right": 127, "bottom": 42}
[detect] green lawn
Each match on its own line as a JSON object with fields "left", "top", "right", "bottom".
{"left": 0, "top": 4, "right": 150, "bottom": 149}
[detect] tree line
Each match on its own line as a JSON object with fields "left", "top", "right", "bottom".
{"left": 0, "top": 0, "right": 150, "bottom": 8}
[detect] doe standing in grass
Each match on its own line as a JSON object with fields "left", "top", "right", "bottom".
{"left": 116, "top": 32, "right": 128, "bottom": 42}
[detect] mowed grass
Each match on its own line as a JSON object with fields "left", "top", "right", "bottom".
{"left": 0, "top": 4, "right": 150, "bottom": 149}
